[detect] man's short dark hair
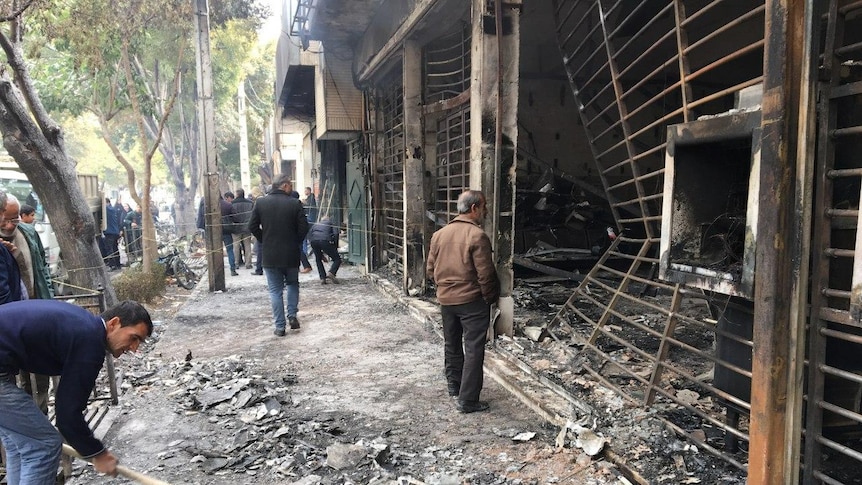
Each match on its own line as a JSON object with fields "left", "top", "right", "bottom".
{"left": 101, "top": 300, "right": 154, "bottom": 336}
{"left": 273, "top": 173, "right": 292, "bottom": 189}
{"left": 19, "top": 204, "right": 35, "bottom": 216}
{"left": 235, "top": 188, "right": 245, "bottom": 199}
{"left": 224, "top": 191, "right": 234, "bottom": 199}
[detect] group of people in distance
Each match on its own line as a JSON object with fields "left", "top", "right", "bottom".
{"left": 0, "top": 183, "right": 500, "bottom": 483}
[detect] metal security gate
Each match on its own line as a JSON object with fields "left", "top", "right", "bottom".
{"left": 434, "top": 109, "right": 470, "bottom": 225}
{"left": 425, "top": 25, "right": 471, "bottom": 226}
{"left": 548, "top": 0, "right": 767, "bottom": 477}
{"left": 804, "top": 1, "right": 862, "bottom": 482}
{"left": 377, "top": 76, "right": 404, "bottom": 275}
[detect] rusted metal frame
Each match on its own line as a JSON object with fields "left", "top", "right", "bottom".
{"left": 825, "top": 247, "right": 856, "bottom": 258}
{"left": 632, "top": 142, "right": 668, "bottom": 163}
{"left": 654, "top": 332, "right": 755, "bottom": 389}
{"left": 613, "top": 192, "right": 663, "bottom": 209}
{"left": 673, "top": 0, "right": 691, "bottom": 122}
{"left": 683, "top": 5, "right": 766, "bottom": 57}
{"left": 569, "top": 43, "right": 609, "bottom": 83}
{"left": 821, "top": 364, "right": 862, "bottom": 385}
{"left": 821, "top": 310, "right": 862, "bottom": 330}
{"left": 423, "top": 90, "right": 470, "bottom": 115}
{"left": 817, "top": 435, "right": 862, "bottom": 463}
{"left": 812, "top": 470, "right": 849, "bottom": 485}
{"left": 589, "top": 107, "right": 627, "bottom": 145}
{"left": 619, "top": 52, "right": 679, "bottom": 109}
{"left": 619, "top": 214, "right": 661, "bottom": 224}
{"left": 820, "top": 401, "right": 862, "bottom": 426}
{"left": 819, "top": 306, "right": 853, "bottom": 325}
{"left": 680, "top": 0, "right": 725, "bottom": 27}
{"left": 826, "top": 208, "right": 858, "bottom": 218}
{"left": 609, "top": 235, "right": 659, "bottom": 244}
{"left": 612, "top": 3, "right": 676, "bottom": 68}
{"left": 686, "top": 40, "right": 765, "bottom": 83}
{"left": 750, "top": 0, "right": 813, "bottom": 481}
{"left": 545, "top": 237, "right": 626, "bottom": 331}
{"left": 660, "top": 417, "right": 749, "bottom": 472}
{"left": 821, "top": 327, "right": 862, "bottom": 345}
{"left": 834, "top": 39, "right": 862, "bottom": 57}
{"left": 596, "top": 3, "right": 652, "bottom": 239}
{"left": 627, "top": 106, "right": 687, "bottom": 143}
{"left": 623, "top": 78, "right": 683, "bottom": 122}
{"left": 821, "top": 287, "right": 851, "bottom": 300}
{"left": 648, "top": 367, "right": 753, "bottom": 436}
{"left": 838, "top": 0, "right": 862, "bottom": 15}
{"left": 553, "top": 0, "right": 578, "bottom": 29}
{"left": 594, "top": 137, "right": 629, "bottom": 163}
{"left": 557, "top": 0, "right": 597, "bottom": 53}
{"left": 687, "top": 77, "right": 765, "bottom": 110}
{"left": 583, "top": 82, "right": 617, "bottom": 118}
{"left": 564, "top": 22, "right": 604, "bottom": 73}
{"left": 598, "top": 263, "right": 671, "bottom": 289}
{"left": 580, "top": 364, "right": 641, "bottom": 404}
{"left": 586, "top": 240, "right": 653, "bottom": 345}
{"left": 564, "top": 301, "right": 600, "bottom": 330}
{"left": 604, "top": 250, "right": 660, "bottom": 264}
{"left": 828, "top": 167, "right": 862, "bottom": 178}
{"left": 831, "top": 124, "right": 862, "bottom": 137}
{"left": 828, "top": 80, "right": 862, "bottom": 98}
{"left": 590, "top": 323, "right": 662, "bottom": 366}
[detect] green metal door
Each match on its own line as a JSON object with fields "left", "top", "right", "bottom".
{"left": 346, "top": 140, "right": 367, "bottom": 265}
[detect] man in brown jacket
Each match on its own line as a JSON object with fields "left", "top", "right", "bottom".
{"left": 427, "top": 190, "right": 500, "bottom": 413}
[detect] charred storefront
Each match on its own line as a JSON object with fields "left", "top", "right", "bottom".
{"left": 278, "top": 0, "right": 862, "bottom": 482}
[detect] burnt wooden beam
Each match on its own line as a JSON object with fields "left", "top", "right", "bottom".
{"left": 513, "top": 256, "right": 585, "bottom": 282}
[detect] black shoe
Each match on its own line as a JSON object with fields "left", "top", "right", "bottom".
{"left": 288, "top": 317, "right": 300, "bottom": 330}
{"left": 253, "top": 270, "right": 263, "bottom": 275}
{"left": 274, "top": 328, "right": 286, "bottom": 337}
{"left": 456, "top": 400, "right": 489, "bottom": 414}
{"left": 447, "top": 382, "right": 461, "bottom": 397}
{"left": 231, "top": 270, "right": 239, "bottom": 276}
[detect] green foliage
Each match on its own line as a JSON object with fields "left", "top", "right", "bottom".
{"left": 112, "top": 263, "right": 167, "bottom": 303}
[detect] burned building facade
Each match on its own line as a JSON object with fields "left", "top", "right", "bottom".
{"left": 275, "top": 0, "right": 862, "bottom": 482}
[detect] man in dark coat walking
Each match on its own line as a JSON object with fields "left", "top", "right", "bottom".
{"left": 248, "top": 174, "right": 309, "bottom": 336}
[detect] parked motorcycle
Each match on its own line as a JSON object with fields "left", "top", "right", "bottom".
{"left": 158, "top": 243, "right": 197, "bottom": 290}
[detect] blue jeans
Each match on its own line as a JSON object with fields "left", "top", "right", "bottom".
{"left": 0, "top": 377, "right": 63, "bottom": 485}
{"left": 222, "top": 233, "right": 236, "bottom": 270}
{"left": 264, "top": 267, "right": 299, "bottom": 330}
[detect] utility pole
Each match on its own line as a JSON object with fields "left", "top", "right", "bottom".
{"left": 194, "top": 0, "right": 225, "bottom": 291}
{"left": 238, "top": 82, "right": 251, "bottom": 191}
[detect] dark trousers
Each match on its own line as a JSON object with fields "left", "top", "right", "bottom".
{"left": 103, "top": 233, "right": 120, "bottom": 268}
{"left": 255, "top": 241, "right": 263, "bottom": 273}
{"left": 300, "top": 246, "right": 311, "bottom": 270}
{"left": 441, "top": 299, "right": 490, "bottom": 402}
{"left": 310, "top": 240, "right": 342, "bottom": 279}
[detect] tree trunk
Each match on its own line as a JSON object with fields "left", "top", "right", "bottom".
{"left": 0, "top": 74, "right": 117, "bottom": 304}
{"left": 0, "top": 26, "right": 117, "bottom": 304}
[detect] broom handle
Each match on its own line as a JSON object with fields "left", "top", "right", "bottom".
{"left": 62, "top": 444, "right": 172, "bottom": 485}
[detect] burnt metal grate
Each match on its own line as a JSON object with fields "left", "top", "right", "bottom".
{"left": 424, "top": 24, "right": 471, "bottom": 104}
{"left": 378, "top": 78, "right": 405, "bottom": 274}
{"left": 434, "top": 108, "right": 470, "bottom": 226}
{"left": 550, "top": 0, "right": 767, "bottom": 475}
{"left": 804, "top": 1, "right": 862, "bottom": 483}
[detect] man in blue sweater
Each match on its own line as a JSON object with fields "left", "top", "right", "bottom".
{"left": 0, "top": 299, "right": 152, "bottom": 482}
